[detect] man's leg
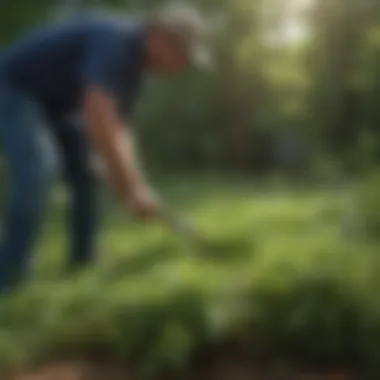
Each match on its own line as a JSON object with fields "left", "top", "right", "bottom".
{"left": 52, "top": 119, "right": 101, "bottom": 271}
{"left": 0, "top": 91, "right": 55, "bottom": 291}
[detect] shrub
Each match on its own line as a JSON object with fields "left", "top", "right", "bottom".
{"left": 0, "top": 241, "right": 378, "bottom": 378}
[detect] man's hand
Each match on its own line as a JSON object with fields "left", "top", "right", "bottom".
{"left": 128, "top": 185, "right": 159, "bottom": 219}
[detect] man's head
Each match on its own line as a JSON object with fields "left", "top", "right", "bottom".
{"left": 143, "top": 3, "right": 211, "bottom": 74}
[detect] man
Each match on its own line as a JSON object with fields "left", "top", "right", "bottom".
{"left": 0, "top": 4, "right": 210, "bottom": 290}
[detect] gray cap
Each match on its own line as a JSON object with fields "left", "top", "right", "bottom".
{"left": 152, "top": 3, "right": 212, "bottom": 69}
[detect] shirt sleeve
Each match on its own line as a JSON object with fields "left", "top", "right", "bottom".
{"left": 81, "top": 27, "right": 127, "bottom": 99}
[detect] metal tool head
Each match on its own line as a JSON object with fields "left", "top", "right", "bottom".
{"left": 158, "top": 208, "right": 251, "bottom": 260}
{"left": 158, "top": 208, "right": 206, "bottom": 247}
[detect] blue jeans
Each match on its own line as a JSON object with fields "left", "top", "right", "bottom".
{"left": 0, "top": 82, "right": 99, "bottom": 291}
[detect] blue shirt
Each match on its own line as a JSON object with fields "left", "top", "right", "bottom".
{"left": 0, "top": 15, "right": 146, "bottom": 119}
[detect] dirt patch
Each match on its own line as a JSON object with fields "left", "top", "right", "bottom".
{"left": 1, "top": 362, "right": 356, "bottom": 380}
{"left": 1, "top": 362, "right": 132, "bottom": 380}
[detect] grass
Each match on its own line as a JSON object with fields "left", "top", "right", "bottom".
{"left": 35, "top": 176, "right": 349, "bottom": 275}
{"left": 0, "top": 175, "right": 379, "bottom": 378}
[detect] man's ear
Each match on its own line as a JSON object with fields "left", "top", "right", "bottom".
{"left": 145, "top": 23, "right": 170, "bottom": 54}
{"left": 147, "top": 18, "right": 174, "bottom": 39}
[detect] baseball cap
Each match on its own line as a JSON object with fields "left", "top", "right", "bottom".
{"left": 151, "top": 2, "right": 213, "bottom": 70}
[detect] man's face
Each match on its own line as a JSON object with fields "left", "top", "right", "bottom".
{"left": 145, "top": 26, "right": 191, "bottom": 73}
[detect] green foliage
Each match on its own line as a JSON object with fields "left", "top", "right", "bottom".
{"left": 3, "top": 0, "right": 380, "bottom": 173}
{"left": 0, "top": 179, "right": 377, "bottom": 377}
{"left": 356, "top": 172, "right": 380, "bottom": 239}
{"left": 0, "top": 1, "right": 53, "bottom": 45}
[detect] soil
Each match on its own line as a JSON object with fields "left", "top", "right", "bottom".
{"left": 0, "top": 361, "right": 356, "bottom": 380}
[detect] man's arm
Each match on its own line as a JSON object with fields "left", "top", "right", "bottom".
{"left": 80, "top": 28, "right": 157, "bottom": 217}
{"left": 82, "top": 86, "right": 156, "bottom": 217}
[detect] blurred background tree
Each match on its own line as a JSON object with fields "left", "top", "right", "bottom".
{"left": 1, "top": 0, "right": 380, "bottom": 179}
